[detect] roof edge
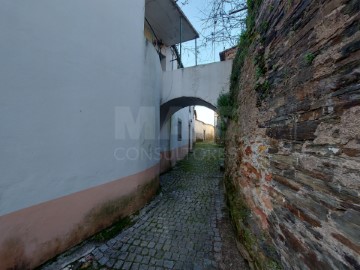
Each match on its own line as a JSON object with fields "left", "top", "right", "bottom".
{"left": 170, "top": 0, "right": 199, "bottom": 40}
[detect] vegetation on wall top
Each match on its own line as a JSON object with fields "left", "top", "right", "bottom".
{"left": 217, "top": 0, "right": 263, "bottom": 119}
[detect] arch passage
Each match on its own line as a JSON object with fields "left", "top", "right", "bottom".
{"left": 160, "top": 97, "right": 216, "bottom": 127}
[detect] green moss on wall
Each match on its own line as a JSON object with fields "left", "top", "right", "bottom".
{"left": 224, "top": 175, "right": 282, "bottom": 269}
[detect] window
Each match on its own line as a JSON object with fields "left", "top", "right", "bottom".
{"left": 178, "top": 119, "right": 182, "bottom": 141}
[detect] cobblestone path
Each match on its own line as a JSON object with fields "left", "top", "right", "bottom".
{"left": 42, "top": 143, "right": 248, "bottom": 270}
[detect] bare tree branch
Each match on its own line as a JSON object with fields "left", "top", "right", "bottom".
{"left": 178, "top": 0, "right": 248, "bottom": 64}
{"left": 196, "top": 0, "right": 247, "bottom": 47}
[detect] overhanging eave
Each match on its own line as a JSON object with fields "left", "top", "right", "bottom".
{"left": 145, "top": 0, "right": 199, "bottom": 46}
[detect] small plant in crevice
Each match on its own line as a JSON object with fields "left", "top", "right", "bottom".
{"left": 267, "top": 260, "right": 284, "bottom": 270}
{"left": 287, "top": 0, "right": 294, "bottom": 8}
{"left": 254, "top": 50, "right": 267, "bottom": 80}
{"left": 217, "top": 92, "right": 234, "bottom": 119}
{"left": 255, "top": 80, "right": 271, "bottom": 106}
{"left": 246, "top": 0, "right": 264, "bottom": 32}
{"left": 260, "top": 21, "right": 269, "bottom": 34}
{"left": 256, "top": 66, "right": 265, "bottom": 80}
{"left": 304, "top": 52, "right": 316, "bottom": 65}
{"left": 217, "top": 92, "right": 237, "bottom": 142}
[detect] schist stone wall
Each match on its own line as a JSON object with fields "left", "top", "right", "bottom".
{"left": 225, "top": 0, "right": 359, "bottom": 269}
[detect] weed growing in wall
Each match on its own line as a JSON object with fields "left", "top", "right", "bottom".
{"left": 304, "top": 52, "right": 316, "bottom": 65}
{"left": 217, "top": 92, "right": 234, "bottom": 119}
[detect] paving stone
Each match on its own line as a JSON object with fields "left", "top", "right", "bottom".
{"left": 113, "top": 241, "right": 123, "bottom": 249}
{"left": 140, "top": 241, "right": 148, "bottom": 247}
{"left": 113, "top": 260, "right": 124, "bottom": 270}
{"left": 158, "top": 238, "right": 166, "bottom": 244}
{"left": 214, "top": 241, "right": 222, "bottom": 252}
{"left": 193, "top": 263, "right": 202, "bottom": 270}
{"left": 133, "top": 239, "right": 141, "bottom": 246}
{"left": 179, "top": 254, "right": 187, "bottom": 262}
{"left": 93, "top": 250, "right": 103, "bottom": 261}
{"left": 122, "top": 261, "right": 132, "bottom": 270}
{"left": 155, "top": 250, "right": 164, "bottom": 259}
{"left": 163, "top": 260, "right": 175, "bottom": 268}
{"left": 139, "top": 264, "right": 149, "bottom": 270}
{"left": 155, "top": 243, "right": 163, "bottom": 250}
{"left": 127, "top": 253, "right": 136, "bottom": 262}
{"left": 155, "top": 259, "right": 164, "bottom": 267}
{"left": 135, "top": 246, "right": 143, "bottom": 255}
{"left": 162, "top": 244, "right": 171, "bottom": 251}
{"left": 107, "top": 239, "right": 116, "bottom": 247}
{"left": 120, "top": 243, "right": 129, "bottom": 252}
{"left": 142, "top": 255, "right": 151, "bottom": 264}
{"left": 163, "top": 251, "right": 172, "bottom": 260}
{"left": 99, "top": 244, "right": 108, "bottom": 252}
{"left": 171, "top": 253, "right": 179, "bottom": 261}
{"left": 106, "top": 258, "right": 116, "bottom": 268}
{"left": 141, "top": 248, "right": 149, "bottom": 256}
{"left": 149, "top": 249, "right": 156, "bottom": 257}
{"left": 149, "top": 258, "right": 157, "bottom": 266}
{"left": 98, "top": 256, "right": 108, "bottom": 266}
{"left": 214, "top": 236, "right": 222, "bottom": 242}
{"left": 173, "top": 261, "right": 184, "bottom": 270}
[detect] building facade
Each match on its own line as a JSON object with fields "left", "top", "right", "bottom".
{"left": 0, "top": 0, "right": 202, "bottom": 268}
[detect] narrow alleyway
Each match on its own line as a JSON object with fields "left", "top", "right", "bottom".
{"left": 42, "top": 143, "right": 248, "bottom": 270}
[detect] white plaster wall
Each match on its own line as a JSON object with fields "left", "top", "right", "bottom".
{"left": 160, "top": 106, "right": 194, "bottom": 155}
{"left": 0, "top": 0, "right": 162, "bottom": 215}
{"left": 160, "top": 118, "right": 171, "bottom": 152}
{"left": 161, "top": 60, "right": 233, "bottom": 106}
{"left": 160, "top": 47, "right": 177, "bottom": 71}
{"left": 170, "top": 107, "right": 193, "bottom": 151}
{"left": 195, "top": 120, "right": 215, "bottom": 141}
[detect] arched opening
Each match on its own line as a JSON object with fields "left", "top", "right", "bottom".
{"left": 160, "top": 97, "right": 218, "bottom": 174}
{"left": 160, "top": 97, "right": 216, "bottom": 127}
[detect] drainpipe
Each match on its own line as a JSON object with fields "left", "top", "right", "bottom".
{"left": 171, "top": 45, "right": 183, "bottom": 68}
{"left": 195, "top": 38, "right": 198, "bottom": 66}
{"left": 180, "top": 16, "right": 182, "bottom": 68}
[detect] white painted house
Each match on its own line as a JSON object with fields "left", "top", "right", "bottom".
{"left": 0, "top": 0, "right": 231, "bottom": 268}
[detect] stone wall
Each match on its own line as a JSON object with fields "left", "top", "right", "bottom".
{"left": 219, "top": 46, "right": 238, "bottom": 61}
{"left": 225, "top": 0, "right": 360, "bottom": 269}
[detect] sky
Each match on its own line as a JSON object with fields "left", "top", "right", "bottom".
{"left": 179, "top": 0, "right": 224, "bottom": 125}
{"left": 178, "top": 0, "right": 246, "bottom": 67}
{"left": 195, "top": 105, "right": 216, "bottom": 125}
{"left": 180, "top": 0, "right": 225, "bottom": 67}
